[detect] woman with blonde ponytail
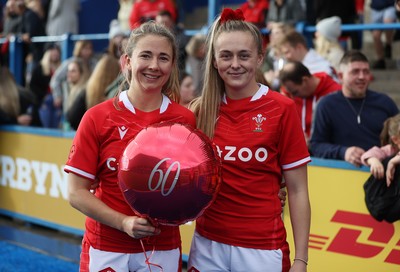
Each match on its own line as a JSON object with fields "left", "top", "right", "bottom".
{"left": 189, "top": 8, "right": 311, "bottom": 272}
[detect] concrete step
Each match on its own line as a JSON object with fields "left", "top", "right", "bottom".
{"left": 369, "top": 69, "right": 400, "bottom": 106}
{"left": 371, "top": 69, "right": 400, "bottom": 80}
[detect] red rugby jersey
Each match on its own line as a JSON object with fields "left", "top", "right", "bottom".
{"left": 196, "top": 84, "right": 310, "bottom": 250}
{"left": 64, "top": 91, "right": 196, "bottom": 253}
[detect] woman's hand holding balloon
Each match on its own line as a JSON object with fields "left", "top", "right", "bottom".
{"left": 122, "top": 216, "right": 161, "bottom": 239}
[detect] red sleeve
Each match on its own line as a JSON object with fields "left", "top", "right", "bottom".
{"left": 278, "top": 98, "right": 310, "bottom": 169}
{"left": 64, "top": 109, "right": 100, "bottom": 180}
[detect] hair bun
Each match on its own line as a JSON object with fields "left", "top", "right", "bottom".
{"left": 220, "top": 8, "right": 245, "bottom": 23}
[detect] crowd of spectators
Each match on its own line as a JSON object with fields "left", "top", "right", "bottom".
{"left": 1, "top": 0, "right": 400, "bottom": 168}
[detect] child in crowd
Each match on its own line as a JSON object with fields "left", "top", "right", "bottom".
{"left": 362, "top": 114, "right": 400, "bottom": 180}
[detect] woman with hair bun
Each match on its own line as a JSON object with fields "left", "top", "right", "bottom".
{"left": 188, "top": 8, "right": 311, "bottom": 272}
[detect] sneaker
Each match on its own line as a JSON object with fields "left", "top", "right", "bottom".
{"left": 385, "top": 44, "right": 392, "bottom": 59}
{"left": 372, "top": 59, "right": 386, "bottom": 69}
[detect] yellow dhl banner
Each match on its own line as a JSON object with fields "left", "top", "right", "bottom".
{"left": 284, "top": 162, "right": 400, "bottom": 271}
{"left": 0, "top": 127, "right": 399, "bottom": 269}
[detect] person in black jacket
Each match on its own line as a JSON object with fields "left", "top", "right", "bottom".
{"left": 18, "top": 0, "right": 46, "bottom": 64}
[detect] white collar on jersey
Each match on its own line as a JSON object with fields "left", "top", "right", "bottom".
{"left": 119, "top": 90, "right": 171, "bottom": 114}
{"left": 222, "top": 84, "right": 269, "bottom": 104}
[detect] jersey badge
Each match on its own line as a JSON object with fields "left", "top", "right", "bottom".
{"left": 252, "top": 113, "right": 266, "bottom": 132}
{"left": 118, "top": 126, "right": 128, "bottom": 139}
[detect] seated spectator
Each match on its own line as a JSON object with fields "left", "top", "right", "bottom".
{"left": 104, "top": 35, "right": 130, "bottom": 99}
{"left": 279, "top": 61, "right": 341, "bottom": 144}
{"left": 262, "top": 22, "right": 294, "bottom": 90}
{"left": 155, "top": 10, "right": 190, "bottom": 73}
{"left": 310, "top": 50, "right": 399, "bottom": 166}
{"left": 66, "top": 54, "right": 120, "bottom": 130}
{"left": 62, "top": 58, "right": 89, "bottom": 130}
{"left": 129, "top": 0, "right": 177, "bottom": 29}
{"left": 240, "top": 0, "right": 269, "bottom": 29}
{"left": 50, "top": 40, "right": 97, "bottom": 109}
{"left": 29, "top": 42, "right": 61, "bottom": 126}
{"left": 315, "top": 16, "right": 345, "bottom": 72}
{"left": 361, "top": 114, "right": 400, "bottom": 179}
{"left": 178, "top": 71, "right": 197, "bottom": 108}
{"left": 107, "top": 19, "right": 129, "bottom": 59}
{"left": 82, "top": 19, "right": 127, "bottom": 107}
{"left": 0, "top": 64, "right": 39, "bottom": 126}
{"left": 185, "top": 32, "right": 206, "bottom": 96}
{"left": 266, "top": 0, "right": 305, "bottom": 27}
{"left": 278, "top": 30, "right": 337, "bottom": 80}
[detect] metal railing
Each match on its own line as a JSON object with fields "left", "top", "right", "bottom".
{"left": 1, "top": 22, "right": 400, "bottom": 85}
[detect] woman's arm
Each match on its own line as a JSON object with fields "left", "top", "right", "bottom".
{"left": 67, "top": 173, "right": 160, "bottom": 239}
{"left": 386, "top": 154, "right": 400, "bottom": 187}
{"left": 284, "top": 165, "right": 311, "bottom": 272}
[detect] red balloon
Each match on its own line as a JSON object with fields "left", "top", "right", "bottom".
{"left": 118, "top": 122, "right": 221, "bottom": 226}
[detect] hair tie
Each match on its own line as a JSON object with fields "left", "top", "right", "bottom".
{"left": 220, "top": 8, "right": 245, "bottom": 23}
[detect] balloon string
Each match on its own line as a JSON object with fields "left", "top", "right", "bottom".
{"left": 140, "top": 238, "right": 164, "bottom": 272}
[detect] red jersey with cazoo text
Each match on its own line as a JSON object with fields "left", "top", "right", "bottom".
{"left": 196, "top": 84, "right": 311, "bottom": 250}
{"left": 64, "top": 91, "right": 196, "bottom": 253}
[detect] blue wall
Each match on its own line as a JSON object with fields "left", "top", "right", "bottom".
{"left": 78, "top": 0, "right": 119, "bottom": 35}
{"left": 78, "top": 0, "right": 119, "bottom": 52}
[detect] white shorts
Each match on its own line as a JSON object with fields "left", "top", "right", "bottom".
{"left": 87, "top": 245, "right": 180, "bottom": 272}
{"left": 188, "top": 231, "right": 288, "bottom": 272}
